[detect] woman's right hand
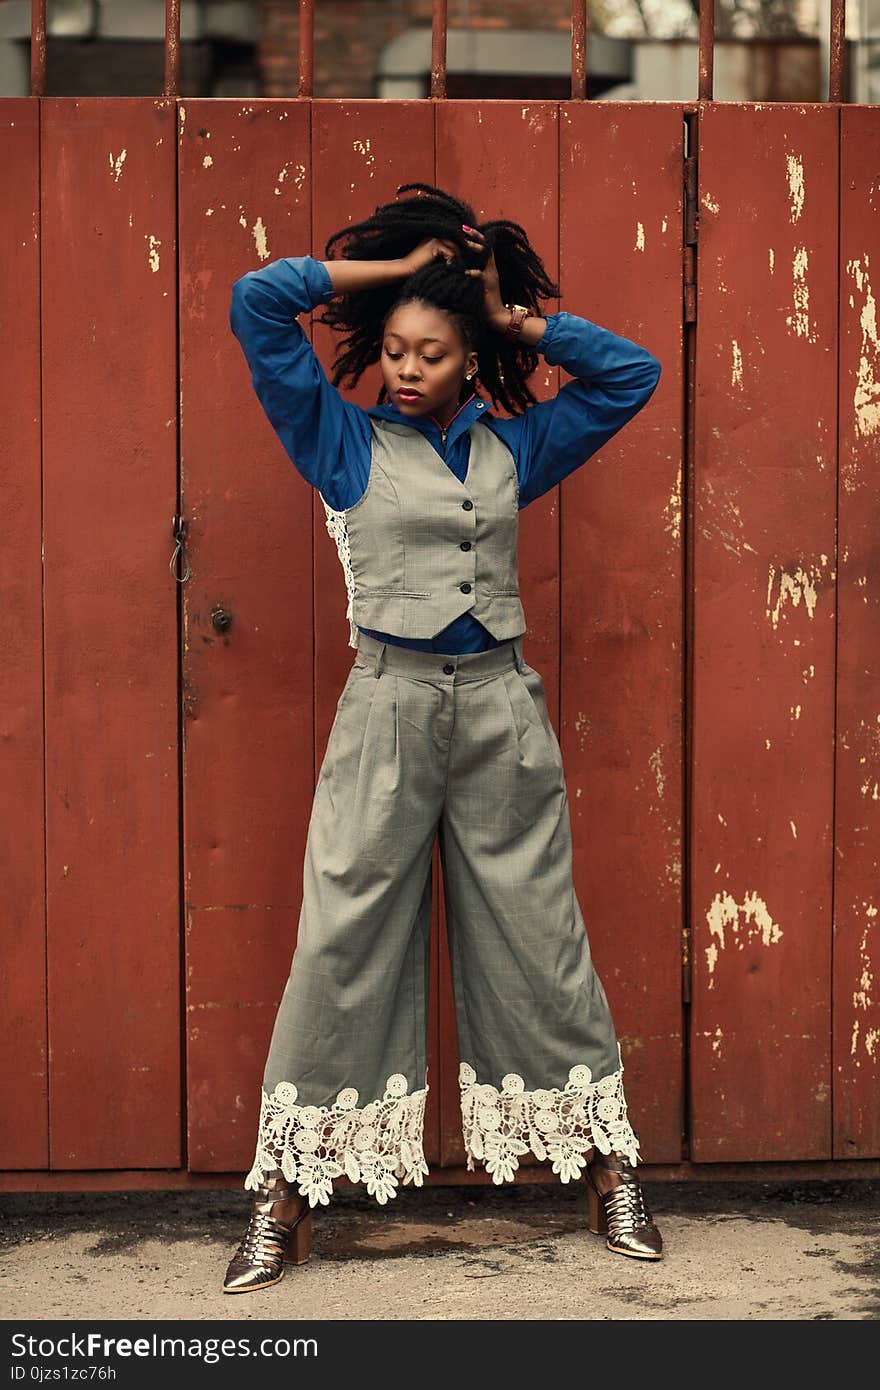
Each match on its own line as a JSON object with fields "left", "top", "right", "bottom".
{"left": 398, "top": 236, "right": 459, "bottom": 277}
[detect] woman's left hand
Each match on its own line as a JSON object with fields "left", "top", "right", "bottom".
{"left": 462, "top": 227, "right": 506, "bottom": 323}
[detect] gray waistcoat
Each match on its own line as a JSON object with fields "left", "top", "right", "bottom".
{"left": 320, "top": 418, "right": 527, "bottom": 647}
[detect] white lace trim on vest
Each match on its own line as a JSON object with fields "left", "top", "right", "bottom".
{"left": 459, "top": 1043, "right": 640, "bottom": 1183}
{"left": 244, "top": 1075, "right": 429, "bottom": 1207}
{"left": 320, "top": 496, "right": 358, "bottom": 648}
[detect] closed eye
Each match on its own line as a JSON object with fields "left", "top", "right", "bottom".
{"left": 384, "top": 350, "right": 445, "bottom": 364}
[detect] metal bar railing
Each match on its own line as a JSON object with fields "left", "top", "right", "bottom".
{"left": 829, "top": 0, "right": 846, "bottom": 102}
{"left": 26, "top": 0, "right": 850, "bottom": 105}
{"left": 29, "top": 0, "right": 45, "bottom": 98}
{"left": 430, "top": 0, "right": 448, "bottom": 100}
{"left": 571, "top": 1, "right": 587, "bottom": 100}
{"left": 164, "top": 0, "right": 181, "bottom": 99}
{"left": 299, "top": 0, "right": 314, "bottom": 99}
{"left": 698, "top": 0, "right": 715, "bottom": 100}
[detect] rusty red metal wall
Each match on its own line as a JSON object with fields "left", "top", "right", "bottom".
{"left": 2, "top": 91, "right": 879, "bottom": 1186}
{"left": 690, "top": 104, "right": 840, "bottom": 1161}
{"left": 1, "top": 99, "right": 45, "bottom": 1170}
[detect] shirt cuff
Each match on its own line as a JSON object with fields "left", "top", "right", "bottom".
{"left": 534, "top": 311, "right": 562, "bottom": 359}
{"left": 301, "top": 254, "right": 335, "bottom": 306}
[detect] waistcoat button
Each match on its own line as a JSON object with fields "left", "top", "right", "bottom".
{"left": 442, "top": 663, "right": 455, "bottom": 675}
{"left": 462, "top": 499, "right": 474, "bottom": 510}
{"left": 460, "top": 582, "right": 472, "bottom": 593}
{"left": 460, "top": 541, "right": 471, "bottom": 551}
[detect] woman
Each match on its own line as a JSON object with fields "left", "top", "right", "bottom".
{"left": 223, "top": 184, "right": 663, "bottom": 1294}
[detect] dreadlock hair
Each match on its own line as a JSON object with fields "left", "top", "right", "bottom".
{"left": 317, "top": 182, "right": 560, "bottom": 415}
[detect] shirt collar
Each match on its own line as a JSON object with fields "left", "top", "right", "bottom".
{"left": 367, "top": 391, "right": 492, "bottom": 446}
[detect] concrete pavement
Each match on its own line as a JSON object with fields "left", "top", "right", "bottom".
{"left": 2, "top": 1179, "right": 878, "bottom": 1321}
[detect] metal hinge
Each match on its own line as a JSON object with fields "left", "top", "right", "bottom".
{"left": 683, "top": 151, "right": 698, "bottom": 325}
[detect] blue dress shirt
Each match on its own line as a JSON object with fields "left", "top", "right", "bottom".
{"left": 229, "top": 256, "right": 662, "bottom": 654}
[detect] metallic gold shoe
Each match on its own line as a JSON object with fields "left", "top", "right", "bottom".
{"left": 222, "top": 1181, "right": 312, "bottom": 1294}
{"left": 584, "top": 1153, "right": 663, "bottom": 1260}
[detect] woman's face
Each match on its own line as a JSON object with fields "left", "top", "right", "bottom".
{"left": 381, "top": 300, "right": 478, "bottom": 425}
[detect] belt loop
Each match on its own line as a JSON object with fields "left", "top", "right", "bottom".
{"left": 512, "top": 635, "right": 527, "bottom": 674}
{"left": 374, "top": 641, "right": 386, "bottom": 678}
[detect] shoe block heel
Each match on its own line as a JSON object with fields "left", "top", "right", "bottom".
{"left": 283, "top": 1208, "right": 312, "bottom": 1265}
{"left": 586, "top": 1178, "right": 608, "bottom": 1237}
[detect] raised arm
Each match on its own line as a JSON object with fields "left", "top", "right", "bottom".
{"left": 228, "top": 255, "right": 373, "bottom": 510}
{"left": 495, "top": 311, "right": 662, "bottom": 510}
{"left": 460, "top": 229, "right": 662, "bottom": 509}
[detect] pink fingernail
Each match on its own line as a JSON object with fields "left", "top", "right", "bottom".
{"left": 462, "top": 223, "right": 475, "bottom": 232}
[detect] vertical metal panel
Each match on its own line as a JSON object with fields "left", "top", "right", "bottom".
{"left": 691, "top": 104, "right": 838, "bottom": 1160}
{"left": 834, "top": 105, "right": 880, "bottom": 1157}
{"left": 434, "top": 100, "right": 560, "bottom": 1165}
{"left": 41, "top": 99, "right": 181, "bottom": 1167}
{"left": 309, "top": 97, "right": 438, "bottom": 1161}
{"left": 178, "top": 99, "right": 314, "bottom": 1171}
{"left": 0, "top": 100, "right": 46, "bottom": 1168}
{"left": 560, "top": 102, "right": 685, "bottom": 1161}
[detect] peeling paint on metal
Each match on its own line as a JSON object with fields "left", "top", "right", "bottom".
{"left": 635, "top": 221, "right": 645, "bottom": 252}
{"left": 731, "top": 339, "right": 743, "bottom": 387}
{"left": 109, "top": 149, "right": 126, "bottom": 182}
{"left": 765, "top": 562, "right": 821, "bottom": 629}
{"left": 702, "top": 192, "right": 719, "bottom": 214}
{"left": 845, "top": 255, "right": 880, "bottom": 440}
{"left": 663, "top": 464, "right": 681, "bottom": 543}
{"left": 649, "top": 746, "right": 665, "bottom": 799}
{"left": 769, "top": 247, "right": 775, "bottom": 274}
{"left": 786, "top": 246, "right": 818, "bottom": 343}
{"left": 352, "top": 138, "right": 376, "bottom": 176}
{"left": 251, "top": 215, "right": 270, "bottom": 261}
{"left": 786, "top": 153, "right": 805, "bottom": 223}
{"left": 705, "top": 889, "right": 783, "bottom": 989}
{"left": 145, "top": 234, "right": 160, "bottom": 273}
{"left": 202, "top": 154, "right": 213, "bottom": 168}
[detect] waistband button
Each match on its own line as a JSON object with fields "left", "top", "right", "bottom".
{"left": 442, "top": 663, "right": 455, "bottom": 675}
{"left": 460, "top": 581, "right": 472, "bottom": 593}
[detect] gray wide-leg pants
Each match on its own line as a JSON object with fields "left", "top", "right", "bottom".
{"left": 244, "top": 632, "right": 640, "bottom": 1207}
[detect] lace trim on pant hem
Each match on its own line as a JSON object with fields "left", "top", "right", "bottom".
{"left": 458, "top": 1042, "right": 641, "bottom": 1183}
{"left": 244, "top": 1074, "right": 429, "bottom": 1208}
